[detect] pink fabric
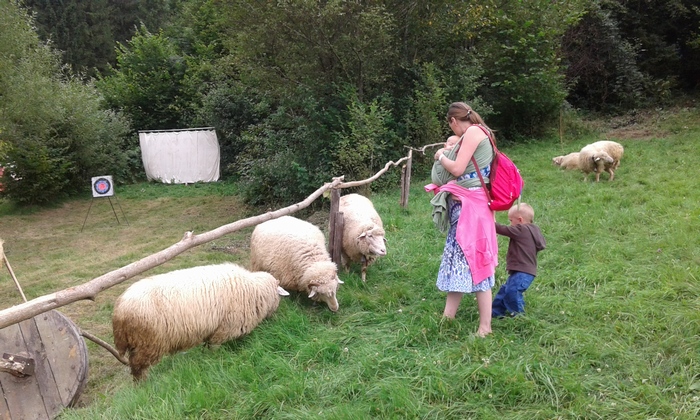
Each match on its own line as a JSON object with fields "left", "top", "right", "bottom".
{"left": 425, "top": 182, "right": 499, "bottom": 284}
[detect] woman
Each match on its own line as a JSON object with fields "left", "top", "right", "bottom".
{"left": 427, "top": 102, "right": 498, "bottom": 337}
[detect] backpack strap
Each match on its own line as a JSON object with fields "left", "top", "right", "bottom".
{"left": 471, "top": 156, "right": 493, "bottom": 204}
{"left": 470, "top": 125, "right": 496, "bottom": 204}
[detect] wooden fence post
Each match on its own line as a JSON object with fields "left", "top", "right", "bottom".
{"left": 400, "top": 149, "right": 413, "bottom": 208}
{"left": 328, "top": 188, "right": 344, "bottom": 267}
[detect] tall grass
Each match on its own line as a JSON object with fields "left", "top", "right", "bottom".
{"left": 2, "top": 109, "right": 700, "bottom": 419}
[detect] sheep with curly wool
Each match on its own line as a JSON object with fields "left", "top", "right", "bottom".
{"left": 552, "top": 152, "right": 581, "bottom": 170}
{"left": 112, "top": 263, "right": 288, "bottom": 381}
{"left": 336, "top": 193, "right": 387, "bottom": 282}
{"left": 578, "top": 140, "right": 624, "bottom": 182}
{"left": 250, "top": 216, "right": 343, "bottom": 312}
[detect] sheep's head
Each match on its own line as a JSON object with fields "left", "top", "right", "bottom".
{"left": 552, "top": 156, "right": 563, "bottom": 166}
{"left": 357, "top": 226, "right": 387, "bottom": 257}
{"left": 304, "top": 261, "right": 341, "bottom": 312}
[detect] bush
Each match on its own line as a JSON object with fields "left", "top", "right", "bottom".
{"left": 0, "top": 2, "right": 133, "bottom": 204}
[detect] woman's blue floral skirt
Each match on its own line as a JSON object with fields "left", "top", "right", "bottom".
{"left": 436, "top": 199, "right": 495, "bottom": 293}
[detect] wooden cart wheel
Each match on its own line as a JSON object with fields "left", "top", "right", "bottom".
{"left": 0, "top": 310, "right": 89, "bottom": 420}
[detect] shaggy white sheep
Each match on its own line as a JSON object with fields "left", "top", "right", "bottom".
{"left": 250, "top": 216, "right": 343, "bottom": 312}
{"left": 337, "top": 193, "right": 387, "bottom": 282}
{"left": 112, "top": 263, "right": 288, "bottom": 380}
{"left": 552, "top": 152, "right": 581, "bottom": 170}
{"left": 578, "top": 140, "right": 624, "bottom": 182}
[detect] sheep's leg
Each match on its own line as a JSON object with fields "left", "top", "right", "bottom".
{"left": 595, "top": 172, "right": 601, "bottom": 182}
{"left": 608, "top": 169, "right": 615, "bottom": 181}
{"left": 341, "top": 254, "right": 350, "bottom": 273}
{"left": 129, "top": 352, "right": 153, "bottom": 381}
{"left": 361, "top": 256, "right": 367, "bottom": 282}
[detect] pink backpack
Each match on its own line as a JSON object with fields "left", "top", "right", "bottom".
{"left": 471, "top": 126, "right": 524, "bottom": 211}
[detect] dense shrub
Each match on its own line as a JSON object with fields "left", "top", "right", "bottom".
{"left": 0, "top": 1, "right": 133, "bottom": 205}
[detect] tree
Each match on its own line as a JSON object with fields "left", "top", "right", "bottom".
{"left": 97, "top": 25, "right": 194, "bottom": 131}
{"left": 0, "top": 0, "right": 132, "bottom": 204}
{"left": 218, "top": 0, "right": 397, "bottom": 102}
{"left": 22, "top": 0, "right": 176, "bottom": 78}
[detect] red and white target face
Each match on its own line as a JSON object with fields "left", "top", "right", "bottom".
{"left": 91, "top": 176, "right": 114, "bottom": 197}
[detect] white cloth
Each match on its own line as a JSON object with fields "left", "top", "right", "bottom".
{"left": 139, "top": 128, "right": 220, "bottom": 184}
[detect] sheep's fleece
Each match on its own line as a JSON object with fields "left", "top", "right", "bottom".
{"left": 552, "top": 152, "right": 581, "bottom": 170}
{"left": 578, "top": 140, "right": 624, "bottom": 182}
{"left": 112, "top": 263, "right": 288, "bottom": 380}
{"left": 250, "top": 215, "right": 343, "bottom": 312}
{"left": 337, "top": 193, "right": 387, "bottom": 282}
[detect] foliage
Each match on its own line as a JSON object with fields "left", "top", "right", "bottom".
{"left": 608, "top": 0, "right": 700, "bottom": 91}
{"left": 23, "top": 0, "right": 176, "bottom": 78}
{"left": 97, "top": 25, "right": 195, "bottom": 131}
{"left": 561, "top": 3, "right": 649, "bottom": 112}
{"left": 471, "top": 0, "right": 586, "bottom": 140}
{"left": 234, "top": 92, "right": 334, "bottom": 206}
{"left": 332, "top": 92, "right": 396, "bottom": 195}
{"left": 193, "top": 81, "right": 262, "bottom": 177}
{"left": 218, "top": 0, "right": 397, "bottom": 102}
{"left": 0, "top": 0, "right": 132, "bottom": 205}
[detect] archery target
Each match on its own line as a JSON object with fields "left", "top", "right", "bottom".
{"left": 91, "top": 176, "right": 114, "bottom": 197}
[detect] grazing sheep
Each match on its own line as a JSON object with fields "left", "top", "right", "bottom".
{"left": 337, "top": 193, "right": 387, "bottom": 282}
{"left": 578, "top": 140, "right": 624, "bottom": 182}
{"left": 552, "top": 152, "right": 581, "bottom": 170}
{"left": 112, "top": 263, "right": 288, "bottom": 380}
{"left": 250, "top": 216, "right": 343, "bottom": 312}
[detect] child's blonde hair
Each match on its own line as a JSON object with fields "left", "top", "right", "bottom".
{"left": 509, "top": 202, "right": 535, "bottom": 223}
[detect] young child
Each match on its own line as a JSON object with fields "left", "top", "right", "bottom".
{"left": 492, "top": 203, "right": 546, "bottom": 318}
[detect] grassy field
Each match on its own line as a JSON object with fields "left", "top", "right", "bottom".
{"left": 1, "top": 107, "right": 700, "bottom": 419}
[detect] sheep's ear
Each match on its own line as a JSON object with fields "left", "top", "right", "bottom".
{"left": 277, "top": 286, "right": 290, "bottom": 296}
{"left": 308, "top": 283, "right": 319, "bottom": 298}
{"left": 337, "top": 278, "right": 344, "bottom": 285}
{"left": 358, "top": 232, "right": 367, "bottom": 239}
{"left": 383, "top": 237, "right": 388, "bottom": 243}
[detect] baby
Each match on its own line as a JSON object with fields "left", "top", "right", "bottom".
{"left": 445, "top": 135, "right": 460, "bottom": 151}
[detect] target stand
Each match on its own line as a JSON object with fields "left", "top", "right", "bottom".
{"left": 80, "top": 176, "right": 129, "bottom": 232}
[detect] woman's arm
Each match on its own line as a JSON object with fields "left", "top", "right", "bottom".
{"left": 439, "top": 126, "right": 484, "bottom": 177}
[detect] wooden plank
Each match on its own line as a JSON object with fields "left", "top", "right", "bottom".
{"left": 0, "top": 322, "right": 50, "bottom": 420}
{"left": 34, "top": 311, "right": 89, "bottom": 407}
{"left": 19, "top": 316, "right": 63, "bottom": 418}
{"left": 0, "top": 383, "right": 10, "bottom": 420}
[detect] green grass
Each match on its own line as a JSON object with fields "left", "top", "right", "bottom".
{"left": 3, "top": 109, "right": 700, "bottom": 419}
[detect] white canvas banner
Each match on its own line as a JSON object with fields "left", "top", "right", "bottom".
{"left": 139, "top": 128, "right": 220, "bottom": 184}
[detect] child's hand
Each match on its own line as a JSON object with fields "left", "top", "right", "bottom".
{"left": 434, "top": 148, "right": 447, "bottom": 160}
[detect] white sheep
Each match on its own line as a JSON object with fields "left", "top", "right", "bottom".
{"left": 250, "top": 215, "right": 343, "bottom": 312}
{"left": 552, "top": 152, "right": 581, "bottom": 170}
{"left": 112, "top": 263, "right": 288, "bottom": 380}
{"left": 578, "top": 140, "right": 624, "bottom": 182}
{"left": 337, "top": 193, "right": 387, "bottom": 282}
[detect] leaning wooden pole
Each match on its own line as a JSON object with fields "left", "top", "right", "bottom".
{"left": 0, "top": 178, "right": 344, "bottom": 330}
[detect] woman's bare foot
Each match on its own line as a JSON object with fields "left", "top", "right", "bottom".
{"left": 476, "top": 328, "right": 492, "bottom": 337}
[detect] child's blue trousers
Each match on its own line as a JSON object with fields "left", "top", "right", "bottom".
{"left": 492, "top": 271, "right": 535, "bottom": 317}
